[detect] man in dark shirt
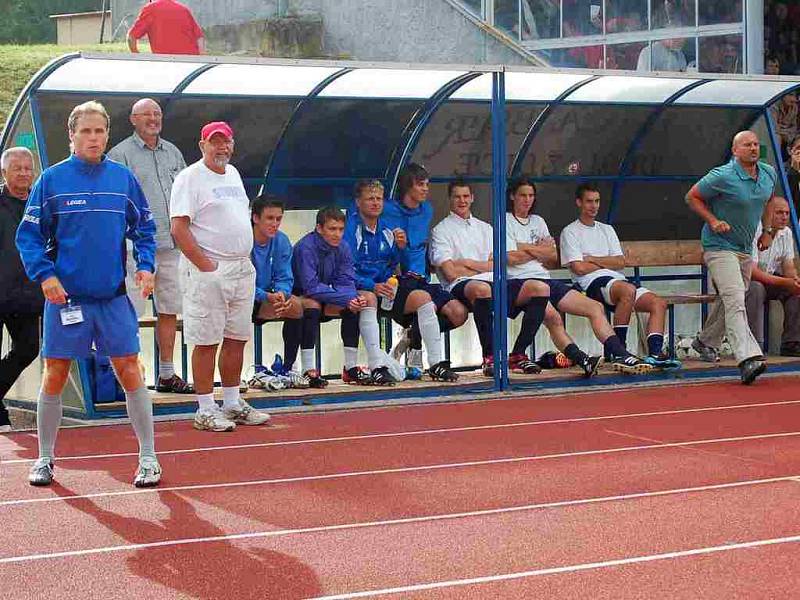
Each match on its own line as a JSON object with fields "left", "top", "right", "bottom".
{"left": 0, "top": 147, "right": 42, "bottom": 432}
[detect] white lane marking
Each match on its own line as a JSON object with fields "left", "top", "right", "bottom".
{"left": 2, "top": 431, "right": 799, "bottom": 507}
{"left": 0, "top": 475, "right": 796, "bottom": 565}
{"left": 5, "top": 399, "right": 800, "bottom": 465}
{"left": 309, "top": 534, "right": 800, "bottom": 599}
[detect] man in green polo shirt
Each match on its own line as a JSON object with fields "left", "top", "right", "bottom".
{"left": 686, "top": 130, "right": 776, "bottom": 384}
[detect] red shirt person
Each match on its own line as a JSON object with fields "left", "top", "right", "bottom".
{"left": 127, "top": 0, "right": 205, "bottom": 55}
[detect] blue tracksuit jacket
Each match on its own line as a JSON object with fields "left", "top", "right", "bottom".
{"left": 292, "top": 231, "right": 357, "bottom": 307}
{"left": 251, "top": 230, "right": 294, "bottom": 302}
{"left": 15, "top": 154, "right": 156, "bottom": 301}
{"left": 381, "top": 197, "right": 433, "bottom": 278}
{"left": 343, "top": 213, "right": 400, "bottom": 291}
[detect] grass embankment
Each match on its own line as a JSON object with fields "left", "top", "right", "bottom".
{"left": 0, "top": 42, "right": 136, "bottom": 135}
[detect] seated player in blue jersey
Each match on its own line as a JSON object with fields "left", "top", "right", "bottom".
{"left": 249, "top": 195, "right": 310, "bottom": 389}
{"left": 382, "top": 163, "right": 469, "bottom": 374}
{"left": 344, "top": 179, "right": 459, "bottom": 383}
{"left": 560, "top": 183, "right": 680, "bottom": 369}
{"left": 292, "top": 206, "right": 397, "bottom": 386}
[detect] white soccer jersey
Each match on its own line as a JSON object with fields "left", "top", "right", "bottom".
{"left": 430, "top": 212, "right": 494, "bottom": 291}
{"left": 505, "top": 213, "right": 552, "bottom": 280}
{"left": 560, "top": 219, "right": 626, "bottom": 290}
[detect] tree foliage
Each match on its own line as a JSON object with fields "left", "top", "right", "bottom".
{"left": 0, "top": 1, "right": 105, "bottom": 44}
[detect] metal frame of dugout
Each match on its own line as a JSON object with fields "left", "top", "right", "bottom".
{"left": 2, "top": 53, "right": 800, "bottom": 419}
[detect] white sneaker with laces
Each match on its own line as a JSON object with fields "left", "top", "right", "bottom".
{"left": 193, "top": 407, "right": 236, "bottom": 432}
{"left": 29, "top": 457, "right": 54, "bottom": 486}
{"left": 133, "top": 457, "right": 162, "bottom": 488}
{"left": 223, "top": 400, "right": 270, "bottom": 426}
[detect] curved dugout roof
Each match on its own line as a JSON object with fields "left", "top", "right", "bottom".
{"left": 4, "top": 53, "right": 800, "bottom": 242}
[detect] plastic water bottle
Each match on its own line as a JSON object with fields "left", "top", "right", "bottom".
{"left": 380, "top": 276, "right": 399, "bottom": 311}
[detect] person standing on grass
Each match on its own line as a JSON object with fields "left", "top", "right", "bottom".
{"left": 128, "top": 0, "right": 205, "bottom": 55}
{"left": 687, "top": 130, "right": 776, "bottom": 384}
{"left": 108, "top": 98, "right": 193, "bottom": 394}
{"left": 0, "top": 147, "right": 43, "bottom": 433}
{"left": 170, "top": 121, "right": 270, "bottom": 432}
{"left": 16, "top": 101, "right": 160, "bottom": 487}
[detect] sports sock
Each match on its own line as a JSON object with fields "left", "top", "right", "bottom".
{"left": 158, "top": 361, "right": 175, "bottom": 380}
{"left": 472, "top": 297, "right": 494, "bottom": 357}
{"left": 282, "top": 318, "right": 302, "bottom": 371}
{"left": 125, "top": 386, "right": 156, "bottom": 461}
{"left": 563, "top": 343, "right": 588, "bottom": 365}
{"left": 614, "top": 325, "right": 629, "bottom": 348}
{"left": 36, "top": 391, "right": 62, "bottom": 460}
{"left": 416, "top": 301, "right": 443, "bottom": 365}
{"left": 359, "top": 306, "right": 382, "bottom": 369}
{"left": 196, "top": 393, "right": 216, "bottom": 412}
{"left": 512, "top": 297, "right": 547, "bottom": 356}
{"left": 221, "top": 386, "right": 240, "bottom": 411}
{"left": 647, "top": 332, "right": 665, "bottom": 356}
{"left": 301, "top": 308, "right": 321, "bottom": 373}
{"left": 603, "top": 334, "right": 628, "bottom": 358}
{"left": 340, "top": 311, "right": 360, "bottom": 348}
{"left": 343, "top": 347, "right": 359, "bottom": 370}
{"left": 301, "top": 349, "right": 315, "bottom": 373}
{"left": 409, "top": 317, "right": 423, "bottom": 350}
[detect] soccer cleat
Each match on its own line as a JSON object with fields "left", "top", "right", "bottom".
{"left": 193, "top": 407, "right": 236, "bottom": 432}
{"left": 342, "top": 366, "right": 374, "bottom": 385}
{"left": 428, "top": 360, "right": 459, "bottom": 382}
{"left": 28, "top": 458, "right": 54, "bottom": 486}
{"left": 391, "top": 328, "right": 412, "bottom": 361}
{"left": 691, "top": 337, "right": 720, "bottom": 363}
{"left": 611, "top": 354, "right": 654, "bottom": 375}
{"left": 303, "top": 369, "right": 328, "bottom": 388}
{"left": 133, "top": 457, "right": 162, "bottom": 488}
{"left": 370, "top": 366, "right": 397, "bottom": 386}
{"left": 509, "top": 353, "right": 542, "bottom": 375}
{"left": 223, "top": 400, "right": 271, "bottom": 425}
{"left": 643, "top": 353, "right": 683, "bottom": 370}
{"left": 578, "top": 355, "right": 603, "bottom": 378}
{"left": 482, "top": 356, "right": 494, "bottom": 377}
{"left": 740, "top": 357, "right": 767, "bottom": 385}
{"left": 155, "top": 374, "right": 194, "bottom": 394}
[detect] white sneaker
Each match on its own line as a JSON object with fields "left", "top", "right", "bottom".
{"left": 0, "top": 424, "right": 12, "bottom": 433}
{"left": 247, "top": 371, "right": 286, "bottom": 391}
{"left": 133, "top": 457, "right": 162, "bottom": 488}
{"left": 223, "top": 400, "right": 270, "bottom": 426}
{"left": 193, "top": 407, "right": 236, "bottom": 432}
{"left": 279, "top": 370, "right": 310, "bottom": 389}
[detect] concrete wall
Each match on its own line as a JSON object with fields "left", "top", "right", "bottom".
{"left": 112, "top": 0, "right": 532, "bottom": 65}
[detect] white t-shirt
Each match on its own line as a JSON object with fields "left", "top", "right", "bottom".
{"left": 752, "top": 223, "right": 796, "bottom": 276}
{"left": 430, "top": 212, "right": 494, "bottom": 291}
{"left": 170, "top": 160, "right": 253, "bottom": 260}
{"left": 506, "top": 213, "right": 551, "bottom": 280}
{"left": 560, "top": 219, "right": 626, "bottom": 290}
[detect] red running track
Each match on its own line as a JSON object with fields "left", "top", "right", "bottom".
{"left": 1, "top": 377, "right": 800, "bottom": 599}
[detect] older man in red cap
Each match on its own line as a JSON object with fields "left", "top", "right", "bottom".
{"left": 170, "top": 122, "right": 269, "bottom": 432}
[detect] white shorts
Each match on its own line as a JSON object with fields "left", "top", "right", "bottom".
{"left": 180, "top": 256, "right": 256, "bottom": 346}
{"left": 601, "top": 279, "right": 651, "bottom": 306}
{"left": 154, "top": 248, "right": 183, "bottom": 315}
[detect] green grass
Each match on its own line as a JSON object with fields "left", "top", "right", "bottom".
{"left": 0, "top": 42, "right": 140, "bottom": 135}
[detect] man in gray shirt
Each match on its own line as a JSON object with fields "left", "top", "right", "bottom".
{"left": 108, "top": 98, "right": 192, "bottom": 393}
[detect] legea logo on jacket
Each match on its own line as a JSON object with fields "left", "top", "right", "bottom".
{"left": 65, "top": 199, "right": 87, "bottom": 206}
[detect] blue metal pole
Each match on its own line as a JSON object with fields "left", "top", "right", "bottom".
{"left": 491, "top": 71, "right": 508, "bottom": 391}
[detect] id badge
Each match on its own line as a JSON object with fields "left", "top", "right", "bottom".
{"left": 60, "top": 302, "right": 84, "bottom": 326}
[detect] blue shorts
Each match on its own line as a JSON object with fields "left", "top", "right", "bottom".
{"left": 585, "top": 276, "right": 649, "bottom": 311}
{"left": 522, "top": 278, "right": 574, "bottom": 309}
{"left": 42, "top": 295, "right": 140, "bottom": 359}
{"left": 388, "top": 274, "right": 456, "bottom": 327}
{"left": 450, "top": 279, "right": 547, "bottom": 319}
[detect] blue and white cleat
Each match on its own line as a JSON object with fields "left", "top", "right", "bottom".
{"left": 643, "top": 353, "right": 683, "bottom": 370}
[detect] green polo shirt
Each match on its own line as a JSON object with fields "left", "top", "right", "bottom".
{"left": 697, "top": 159, "right": 776, "bottom": 254}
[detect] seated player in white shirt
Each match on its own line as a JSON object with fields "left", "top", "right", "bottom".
{"left": 559, "top": 183, "right": 678, "bottom": 368}
{"left": 507, "top": 177, "right": 653, "bottom": 374}
{"left": 429, "top": 180, "right": 550, "bottom": 377}
{"left": 745, "top": 196, "right": 800, "bottom": 356}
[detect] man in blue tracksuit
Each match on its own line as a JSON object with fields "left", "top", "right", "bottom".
{"left": 380, "top": 163, "right": 467, "bottom": 371}
{"left": 15, "top": 101, "right": 160, "bottom": 488}
{"left": 293, "top": 206, "right": 396, "bottom": 386}
{"left": 250, "top": 194, "right": 307, "bottom": 386}
{"left": 344, "top": 179, "right": 459, "bottom": 382}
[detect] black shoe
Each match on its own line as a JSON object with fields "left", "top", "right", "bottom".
{"left": 156, "top": 374, "right": 195, "bottom": 394}
{"left": 302, "top": 369, "right": 328, "bottom": 388}
{"left": 342, "top": 366, "right": 373, "bottom": 385}
{"left": 428, "top": 360, "right": 459, "bottom": 382}
{"left": 611, "top": 354, "right": 654, "bottom": 375}
{"left": 481, "top": 356, "right": 495, "bottom": 377}
{"left": 740, "top": 357, "right": 766, "bottom": 385}
{"left": 780, "top": 342, "right": 800, "bottom": 357}
{"left": 509, "top": 353, "right": 542, "bottom": 375}
{"left": 579, "top": 355, "right": 603, "bottom": 378}
{"left": 370, "top": 366, "right": 396, "bottom": 386}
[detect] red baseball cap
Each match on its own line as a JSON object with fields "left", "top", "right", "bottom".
{"left": 200, "top": 121, "right": 233, "bottom": 141}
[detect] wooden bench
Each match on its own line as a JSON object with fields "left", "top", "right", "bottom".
{"left": 620, "top": 240, "right": 716, "bottom": 356}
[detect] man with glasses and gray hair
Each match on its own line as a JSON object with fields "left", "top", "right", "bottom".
{"left": 0, "top": 146, "right": 43, "bottom": 432}
{"left": 109, "top": 98, "right": 192, "bottom": 394}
